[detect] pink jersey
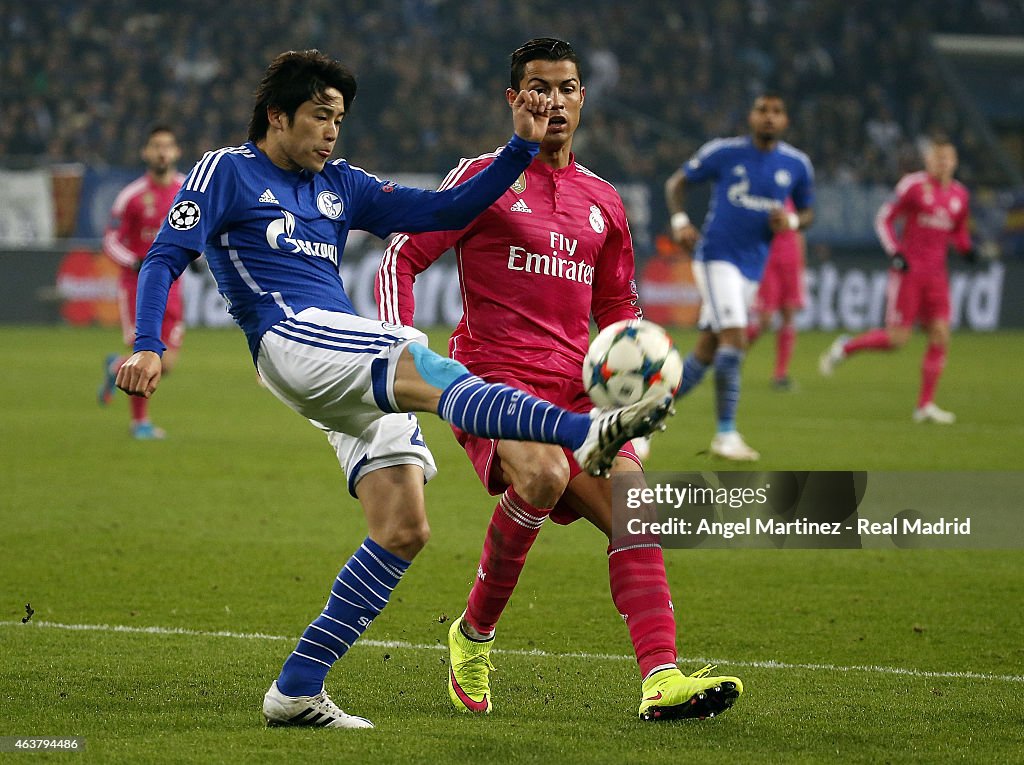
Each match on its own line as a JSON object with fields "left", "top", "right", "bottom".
{"left": 103, "top": 172, "right": 186, "bottom": 322}
{"left": 376, "top": 152, "right": 640, "bottom": 384}
{"left": 875, "top": 171, "right": 972, "bottom": 273}
{"left": 103, "top": 172, "right": 186, "bottom": 275}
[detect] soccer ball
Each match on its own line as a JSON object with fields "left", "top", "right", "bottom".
{"left": 583, "top": 319, "right": 683, "bottom": 408}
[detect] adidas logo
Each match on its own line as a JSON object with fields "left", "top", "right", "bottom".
{"left": 258, "top": 188, "right": 279, "bottom": 204}
{"left": 509, "top": 198, "right": 532, "bottom": 214}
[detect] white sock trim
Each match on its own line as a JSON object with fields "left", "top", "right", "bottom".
{"left": 643, "top": 663, "right": 679, "bottom": 682}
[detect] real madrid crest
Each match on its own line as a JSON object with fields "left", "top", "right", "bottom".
{"left": 512, "top": 173, "right": 527, "bottom": 194}
{"left": 589, "top": 204, "right": 605, "bottom": 233}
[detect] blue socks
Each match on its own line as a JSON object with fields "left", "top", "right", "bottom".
{"left": 676, "top": 352, "right": 710, "bottom": 398}
{"left": 277, "top": 537, "right": 409, "bottom": 697}
{"left": 713, "top": 346, "right": 744, "bottom": 433}
{"left": 672, "top": 348, "right": 744, "bottom": 432}
{"left": 438, "top": 374, "right": 590, "bottom": 450}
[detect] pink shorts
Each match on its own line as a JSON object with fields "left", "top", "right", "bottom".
{"left": 453, "top": 365, "right": 640, "bottom": 525}
{"left": 755, "top": 250, "right": 804, "bottom": 314}
{"left": 886, "top": 270, "right": 950, "bottom": 327}
{"left": 119, "top": 275, "right": 185, "bottom": 350}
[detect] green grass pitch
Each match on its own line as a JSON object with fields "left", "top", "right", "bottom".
{"left": 2, "top": 325, "right": 1022, "bottom": 763}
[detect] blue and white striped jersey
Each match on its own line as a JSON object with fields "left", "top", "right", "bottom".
{"left": 135, "top": 135, "right": 538, "bottom": 360}
{"left": 683, "top": 136, "right": 814, "bottom": 281}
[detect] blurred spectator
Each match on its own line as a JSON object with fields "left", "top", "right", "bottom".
{"left": 2, "top": 0, "right": 1021, "bottom": 195}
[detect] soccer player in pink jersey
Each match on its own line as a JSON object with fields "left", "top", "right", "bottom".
{"left": 97, "top": 125, "right": 186, "bottom": 439}
{"left": 819, "top": 136, "right": 976, "bottom": 423}
{"left": 747, "top": 198, "right": 806, "bottom": 390}
{"left": 377, "top": 38, "right": 741, "bottom": 722}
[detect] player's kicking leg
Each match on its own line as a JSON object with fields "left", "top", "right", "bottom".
{"left": 397, "top": 342, "right": 673, "bottom": 477}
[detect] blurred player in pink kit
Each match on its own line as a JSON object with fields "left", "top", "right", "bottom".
{"left": 819, "top": 136, "right": 976, "bottom": 423}
{"left": 377, "top": 38, "right": 741, "bottom": 721}
{"left": 747, "top": 197, "right": 805, "bottom": 390}
{"left": 97, "top": 125, "right": 186, "bottom": 439}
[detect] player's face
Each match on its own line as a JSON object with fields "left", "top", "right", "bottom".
{"left": 749, "top": 97, "right": 788, "bottom": 144}
{"left": 142, "top": 131, "right": 181, "bottom": 176}
{"left": 925, "top": 144, "right": 958, "bottom": 183}
{"left": 271, "top": 87, "right": 346, "bottom": 173}
{"left": 511, "top": 59, "right": 584, "bottom": 149}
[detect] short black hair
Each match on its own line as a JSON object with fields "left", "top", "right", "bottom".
{"left": 753, "top": 92, "right": 787, "bottom": 111}
{"left": 509, "top": 38, "right": 581, "bottom": 90}
{"left": 247, "top": 50, "right": 358, "bottom": 142}
{"left": 146, "top": 123, "right": 176, "bottom": 141}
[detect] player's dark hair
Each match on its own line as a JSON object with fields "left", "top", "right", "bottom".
{"left": 509, "top": 37, "right": 582, "bottom": 90}
{"left": 753, "top": 92, "right": 787, "bottom": 111}
{"left": 928, "top": 132, "right": 953, "bottom": 148}
{"left": 248, "top": 50, "right": 358, "bottom": 142}
{"left": 146, "top": 123, "right": 177, "bottom": 142}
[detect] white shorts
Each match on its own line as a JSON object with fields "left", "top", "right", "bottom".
{"left": 693, "top": 259, "right": 760, "bottom": 331}
{"left": 256, "top": 308, "right": 437, "bottom": 496}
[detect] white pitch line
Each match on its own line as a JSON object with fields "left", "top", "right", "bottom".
{"left": 3, "top": 620, "right": 1022, "bottom": 684}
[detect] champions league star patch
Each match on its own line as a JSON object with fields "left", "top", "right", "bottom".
{"left": 168, "top": 200, "right": 201, "bottom": 230}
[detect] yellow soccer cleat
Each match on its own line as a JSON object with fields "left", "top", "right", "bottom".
{"left": 447, "top": 614, "right": 495, "bottom": 714}
{"left": 638, "top": 664, "right": 743, "bottom": 721}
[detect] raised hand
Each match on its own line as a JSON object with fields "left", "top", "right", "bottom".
{"left": 510, "top": 89, "right": 552, "bottom": 143}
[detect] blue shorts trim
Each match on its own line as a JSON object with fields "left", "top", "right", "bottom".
{"left": 370, "top": 356, "right": 395, "bottom": 413}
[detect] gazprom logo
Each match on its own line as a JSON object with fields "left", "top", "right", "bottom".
{"left": 266, "top": 210, "right": 339, "bottom": 266}
{"left": 727, "top": 165, "right": 782, "bottom": 213}
{"left": 317, "top": 190, "right": 344, "bottom": 219}
{"left": 266, "top": 210, "right": 297, "bottom": 250}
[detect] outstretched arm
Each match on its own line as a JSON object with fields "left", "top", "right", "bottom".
{"left": 115, "top": 241, "right": 195, "bottom": 398}
{"left": 509, "top": 88, "right": 553, "bottom": 143}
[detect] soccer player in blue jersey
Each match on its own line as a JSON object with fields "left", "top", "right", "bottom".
{"left": 114, "top": 49, "right": 671, "bottom": 729}
{"left": 664, "top": 94, "right": 814, "bottom": 460}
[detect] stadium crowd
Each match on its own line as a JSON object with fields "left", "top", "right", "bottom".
{"left": 2, "top": 0, "right": 1020, "bottom": 187}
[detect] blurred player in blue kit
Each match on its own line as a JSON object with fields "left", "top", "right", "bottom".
{"left": 665, "top": 94, "right": 814, "bottom": 460}
{"left": 114, "top": 49, "right": 671, "bottom": 729}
